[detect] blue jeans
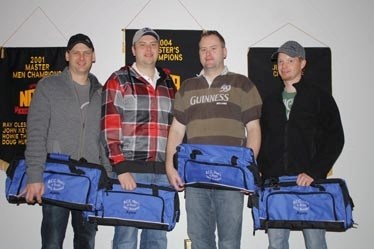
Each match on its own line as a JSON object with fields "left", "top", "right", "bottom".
{"left": 41, "top": 204, "right": 96, "bottom": 249}
{"left": 267, "top": 228, "right": 327, "bottom": 249}
{"left": 186, "top": 187, "right": 244, "bottom": 249}
{"left": 112, "top": 173, "right": 169, "bottom": 249}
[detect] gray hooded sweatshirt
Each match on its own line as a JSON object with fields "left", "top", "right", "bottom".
{"left": 25, "top": 67, "right": 109, "bottom": 183}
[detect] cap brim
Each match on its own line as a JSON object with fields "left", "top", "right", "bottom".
{"left": 67, "top": 41, "right": 94, "bottom": 51}
{"left": 270, "top": 52, "right": 278, "bottom": 61}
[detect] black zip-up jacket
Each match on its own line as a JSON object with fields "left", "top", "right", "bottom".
{"left": 258, "top": 79, "right": 344, "bottom": 180}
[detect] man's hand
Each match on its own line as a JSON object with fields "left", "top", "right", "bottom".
{"left": 166, "top": 167, "right": 184, "bottom": 191}
{"left": 118, "top": 172, "right": 137, "bottom": 190}
{"left": 21, "top": 182, "right": 44, "bottom": 204}
{"left": 296, "top": 173, "right": 314, "bottom": 186}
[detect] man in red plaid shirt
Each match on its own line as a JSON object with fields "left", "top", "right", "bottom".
{"left": 101, "top": 27, "right": 176, "bottom": 249}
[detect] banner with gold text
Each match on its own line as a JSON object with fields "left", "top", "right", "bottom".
{"left": 0, "top": 47, "right": 66, "bottom": 162}
{"left": 125, "top": 29, "right": 202, "bottom": 90}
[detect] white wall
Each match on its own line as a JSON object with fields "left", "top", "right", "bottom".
{"left": 0, "top": 0, "right": 373, "bottom": 248}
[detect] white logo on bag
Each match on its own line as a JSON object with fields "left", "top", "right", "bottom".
{"left": 205, "top": 170, "right": 222, "bottom": 181}
{"left": 47, "top": 178, "right": 65, "bottom": 192}
{"left": 123, "top": 199, "right": 140, "bottom": 212}
{"left": 293, "top": 199, "right": 309, "bottom": 212}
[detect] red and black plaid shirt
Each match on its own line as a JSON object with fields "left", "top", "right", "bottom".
{"left": 101, "top": 65, "right": 175, "bottom": 172}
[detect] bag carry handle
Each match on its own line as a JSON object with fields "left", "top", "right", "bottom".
{"left": 265, "top": 176, "right": 326, "bottom": 191}
{"left": 278, "top": 176, "right": 325, "bottom": 191}
{"left": 47, "top": 153, "right": 85, "bottom": 175}
{"left": 310, "top": 182, "right": 326, "bottom": 191}
{"left": 190, "top": 149, "right": 202, "bottom": 160}
{"left": 66, "top": 165, "right": 84, "bottom": 175}
{"left": 48, "top": 153, "right": 70, "bottom": 161}
{"left": 248, "top": 163, "right": 261, "bottom": 186}
{"left": 107, "top": 178, "right": 175, "bottom": 196}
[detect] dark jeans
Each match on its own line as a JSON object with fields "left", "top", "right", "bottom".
{"left": 41, "top": 204, "right": 96, "bottom": 249}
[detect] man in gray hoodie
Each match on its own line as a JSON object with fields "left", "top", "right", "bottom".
{"left": 22, "top": 33, "right": 108, "bottom": 249}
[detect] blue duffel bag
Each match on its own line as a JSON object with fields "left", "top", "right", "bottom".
{"left": 5, "top": 153, "right": 108, "bottom": 211}
{"left": 250, "top": 176, "right": 356, "bottom": 233}
{"left": 84, "top": 179, "right": 180, "bottom": 231}
{"left": 174, "top": 143, "right": 260, "bottom": 192}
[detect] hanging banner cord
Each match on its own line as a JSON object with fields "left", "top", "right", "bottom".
{"left": 0, "top": 6, "right": 67, "bottom": 59}
{"left": 249, "top": 22, "right": 330, "bottom": 48}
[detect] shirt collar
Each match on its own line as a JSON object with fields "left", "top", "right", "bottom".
{"left": 199, "top": 66, "right": 229, "bottom": 85}
{"left": 199, "top": 65, "right": 229, "bottom": 77}
{"left": 132, "top": 62, "right": 160, "bottom": 86}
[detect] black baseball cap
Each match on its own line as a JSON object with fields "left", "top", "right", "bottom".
{"left": 67, "top": 33, "right": 94, "bottom": 51}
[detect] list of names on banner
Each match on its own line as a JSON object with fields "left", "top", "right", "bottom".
{"left": 2, "top": 121, "right": 27, "bottom": 146}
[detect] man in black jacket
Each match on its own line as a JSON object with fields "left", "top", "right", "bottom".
{"left": 258, "top": 40, "right": 344, "bottom": 249}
